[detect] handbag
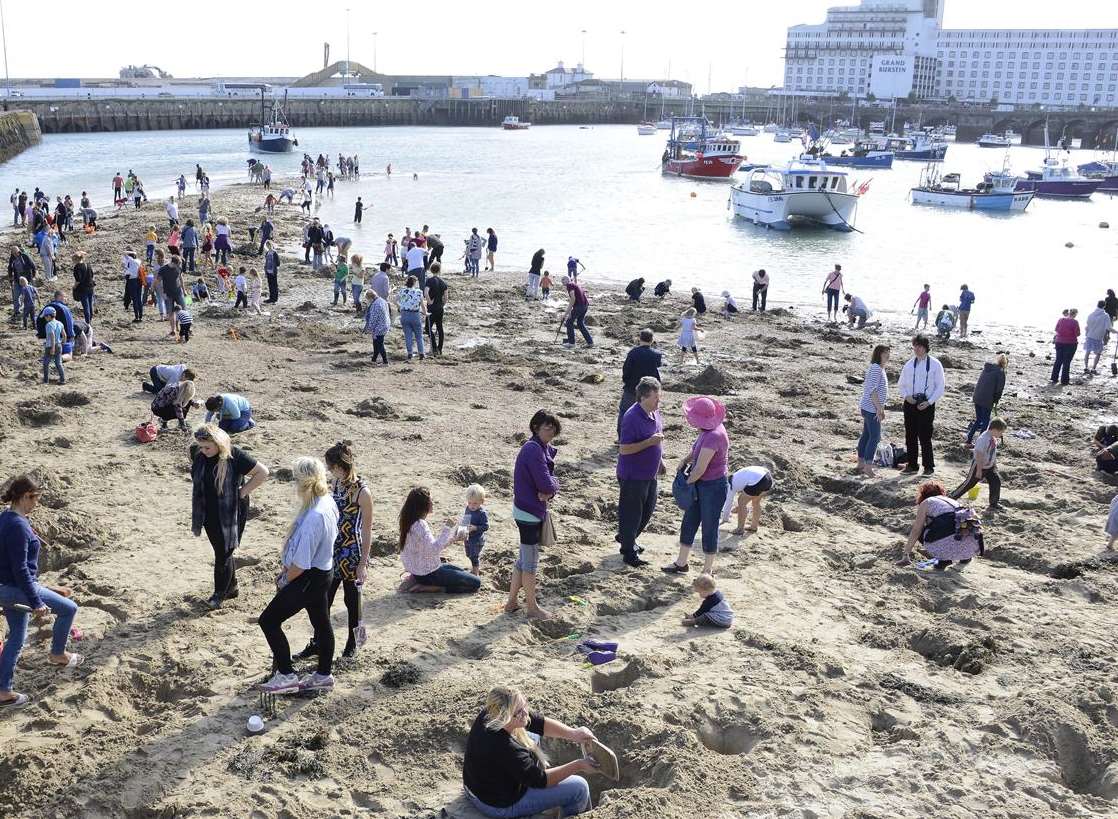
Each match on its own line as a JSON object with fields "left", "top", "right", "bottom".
{"left": 540, "top": 513, "right": 557, "bottom": 548}
{"left": 135, "top": 421, "right": 158, "bottom": 444}
{"left": 672, "top": 468, "right": 697, "bottom": 510}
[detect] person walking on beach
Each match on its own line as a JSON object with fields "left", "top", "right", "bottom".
{"left": 485, "top": 227, "right": 497, "bottom": 272}
{"left": 616, "top": 377, "right": 666, "bottom": 568}
{"left": 72, "top": 251, "right": 95, "bottom": 323}
{"left": 958, "top": 284, "right": 975, "bottom": 338}
{"left": 263, "top": 241, "right": 280, "bottom": 303}
{"left": 663, "top": 396, "right": 730, "bottom": 577}
{"left": 1084, "top": 300, "right": 1112, "bottom": 375}
{"left": 396, "top": 275, "right": 427, "bottom": 361}
{"left": 364, "top": 290, "right": 391, "bottom": 365}
{"left": 40, "top": 307, "right": 65, "bottom": 385}
{"left": 425, "top": 263, "right": 449, "bottom": 357}
{"left": 618, "top": 329, "right": 662, "bottom": 439}
{"left": 508, "top": 410, "right": 562, "bottom": 619}
{"left": 190, "top": 424, "right": 270, "bottom": 609}
{"left": 180, "top": 220, "right": 199, "bottom": 274}
{"left": 678, "top": 307, "right": 701, "bottom": 365}
{"left": 466, "top": 228, "right": 483, "bottom": 276}
{"left": 353, "top": 197, "right": 363, "bottom": 224}
{"left": 258, "top": 457, "right": 338, "bottom": 695}
{"left": 822, "top": 264, "right": 844, "bottom": 322}
{"left": 899, "top": 335, "right": 946, "bottom": 475}
{"left": 0, "top": 474, "right": 84, "bottom": 708}
{"left": 405, "top": 240, "right": 427, "bottom": 291}
{"left": 856, "top": 345, "right": 890, "bottom": 477}
{"left": 112, "top": 172, "right": 123, "bottom": 202}
{"left": 752, "top": 269, "right": 770, "bottom": 312}
{"left": 950, "top": 418, "right": 1005, "bottom": 510}
{"left": 527, "top": 249, "right": 545, "bottom": 300}
{"left": 965, "top": 353, "right": 1007, "bottom": 446}
{"left": 1052, "top": 308, "right": 1080, "bottom": 386}
{"left": 913, "top": 284, "right": 932, "bottom": 330}
{"left": 561, "top": 276, "right": 593, "bottom": 348}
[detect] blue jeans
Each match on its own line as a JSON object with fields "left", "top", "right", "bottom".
{"left": 468, "top": 775, "right": 591, "bottom": 818}
{"left": 0, "top": 583, "right": 79, "bottom": 691}
{"left": 1052, "top": 342, "right": 1077, "bottom": 384}
{"left": 351, "top": 284, "right": 363, "bottom": 304}
{"left": 401, "top": 311, "right": 425, "bottom": 357}
{"left": 79, "top": 292, "right": 94, "bottom": 323}
{"left": 965, "top": 404, "right": 992, "bottom": 445}
{"left": 413, "top": 563, "right": 481, "bottom": 594}
{"left": 679, "top": 477, "right": 729, "bottom": 554}
{"left": 183, "top": 246, "right": 196, "bottom": 272}
{"left": 42, "top": 349, "right": 64, "bottom": 383}
{"left": 333, "top": 280, "right": 347, "bottom": 303}
{"left": 857, "top": 409, "right": 881, "bottom": 462}
{"left": 566, "top": 304, "right": 593, "bottom": 345}
{"left": 219, "top": 409, "right": 254, "bottom": 434}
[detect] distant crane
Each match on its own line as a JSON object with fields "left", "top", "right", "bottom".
{"left": 119, "top": 64, "right": 174, "bottom": 80}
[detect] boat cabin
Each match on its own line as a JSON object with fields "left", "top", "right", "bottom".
{"left": 746, "top": 163, "right": 851, "bottom": 195}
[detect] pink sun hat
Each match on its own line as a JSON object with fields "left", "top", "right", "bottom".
{"left": 683, "top": 396, "right": 726, "bottom": 431}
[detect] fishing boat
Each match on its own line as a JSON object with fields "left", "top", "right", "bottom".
{"left": 1077, "top": 160, "right": 1118, "bottom": 192}
{"left": 1012, "top": 125, "right": 1101, "bottom": 198}
{"left": 877, "top": 133, "right": 947, "bottom": 161}
{"left": 730, "top": 123, "right": 760, "bottom": 137}
{"left": 501, "top": 116, "right": 531, "bottom": 130}
{"left": 730, "top": 158, "right": 864, "bottom": 231}
{"left": 656, "top": 119, "right": 672, "bottom": 130}
{"left": 661, "top": 117, "right": 743, "bottom": 180}
{"left": 1005, "top": 129, "right": 1022, "bottom": 145}
{"left": 762, "top": 122, "right": 779, "bottom": 133}
{"left": 248, "top": 90, "right": 296, "bottom": 153}
{"left": 637, "top": 122, "right": 657, "bottom": 135}
{"left": 773, "top": 129, "right": 793, "bottom": 143}
{"left": 911, "top": 162, "right": 1034, "bottom": 211}
{"left": 805, "top": 139, "right": 894, "bottom": 169}
{"left": 940, "top": 125, "right": 958, "bottom": 141}
{"left": 977, "top": 132, "right": 1012, "bottom": 148}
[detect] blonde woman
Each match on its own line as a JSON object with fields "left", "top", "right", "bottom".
{"left": 348, "top": 252, "right": 367, "bottom": 314}
{"left": 258, "top": 457, "right": 339, "bottom": 695}
{"left": 190, "top": 424, "right": 269, "bottom": 609}
{"left": 462, "top": 686, "right": 598, "bottom": 817}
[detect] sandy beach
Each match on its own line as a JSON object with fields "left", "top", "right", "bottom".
{"left": 1, "top": 179, "right": 1117, "bottom": 818}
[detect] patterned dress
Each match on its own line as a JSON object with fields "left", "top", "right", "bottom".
{"left": 332, "top": 475, "right": 368, "bottom": 581}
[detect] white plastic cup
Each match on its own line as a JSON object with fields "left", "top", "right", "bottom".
{"left": 247, "top": 714, "right": 264, "bottom": 733}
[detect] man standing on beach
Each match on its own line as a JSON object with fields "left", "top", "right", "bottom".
{"left": 958, "top": 284, "right": 975, "bottom": 338}
{"left": 899, "top": 335, "right": 946, "bottom": 475}
{"left": 616, "top": 376, "right": 666, "bottom": 569}
{"left": 561, "top": 276, "right": 593, "bottom": 348}
{"left": 405, "top": 241, "right": 427, "bottom": 291}
{"left": 263, "top": 242, "right": 281, "bottom": 303}
{"left": 1084, "top": 300, "right": 1113, "bottom": 375}
{"left": 112, "top": 172, "right": 123, "bottom": 203}
{"left": 618, "top": 329, "right": 662, "bottom": 439}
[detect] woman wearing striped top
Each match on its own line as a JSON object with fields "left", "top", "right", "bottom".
{"left": 857, "top": 345, "right": 890, "bottom": 477}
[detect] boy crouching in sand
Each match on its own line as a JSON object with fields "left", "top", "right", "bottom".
{"left": 682, "top": 574, "right": 733, "bottom": 629}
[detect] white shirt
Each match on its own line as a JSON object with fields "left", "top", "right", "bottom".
{"left": 752, "top": 271, "right": 769, "bottom": 286}
{"left": 898, "top": 354, "right": 946, "bottom": 404}
{"left": 235, "top": 275, "right": 247, "bottom": 292}
{"left": 405, "top": 245, "right": 426, "bottom": 271}
{"left": 973, "top": 430, "right": 998, "bottom": 468}
{"left": 155, "top": 363, "right": 187, "bottom": 384}
{"left": 122, "top": 255, "right": 141, "bottom": 279}
{"left": 282, "top": 495, "right": 338, "bottom": 571}
{"left": 166, "top": 202, "right": 178, "bottom": 220}
{"left": 1086, "top": 308, "right": 1112, "bottom": 341}
{"left": 850, "top": 296, "right": 869, "bottom": 314}
{"left": 729, "top": 466, "right": 770, "bottom": 493}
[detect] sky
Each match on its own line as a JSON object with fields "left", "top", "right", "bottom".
{"left": 2, "top": 1, "right": 1118, "bottom": 90}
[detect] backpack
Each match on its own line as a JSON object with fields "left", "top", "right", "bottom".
{"left": 135, "top": 421, "right": 159, "bottom": 444}
{"left": 873, "top": 443, "right": 906, "bottom": 468}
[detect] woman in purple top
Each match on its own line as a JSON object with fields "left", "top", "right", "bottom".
{"left": 663, "top": 396, "right": 730, "bottom": 576}
{"left": 508, "top": 410, "right": 562, "bottom": 620}
{"left": 0, "top": 475, "right": 83, "bottom": 708}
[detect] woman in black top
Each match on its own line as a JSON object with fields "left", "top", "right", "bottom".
{"left": 71, "top": 251, "right": 95, "bottom": 323}
{"left": 190, "top": 424, "right": 269, "bottom": 609}
{"left": 691, "top": 287, "right": 707, "bottom": 315}
{"left": 463, "top": 686, "right": 598, "bottom": 817}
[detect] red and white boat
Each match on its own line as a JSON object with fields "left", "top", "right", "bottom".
{"left": 661, "top": 117, "right": 743, "bottom": 180}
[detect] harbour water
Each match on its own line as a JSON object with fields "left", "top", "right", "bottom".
{"left": 1, "top": 124, "right": 1115, "bottom": 334}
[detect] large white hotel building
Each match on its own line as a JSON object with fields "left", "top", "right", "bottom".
{"left": 784, "top": 0, "right": 1118, "bottom": 107}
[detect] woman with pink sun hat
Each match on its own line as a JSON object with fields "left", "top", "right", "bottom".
{"left": 663, "top": 396, "right": 730, "bottom": 576}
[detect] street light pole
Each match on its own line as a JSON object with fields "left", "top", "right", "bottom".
{"left": 0, "top": 0, "right": 10, "bottom": 101}
{"left": 372, "top": 31, "right": 378, "bottom": 74}
{"left": 345, "top": 8, "right": 351, "bottom": 78}
{"left": 580, "top": 29, "right": 587, "bottom": 68}
{"left": 620, "top": 30, "right": 626, "bottom": 84}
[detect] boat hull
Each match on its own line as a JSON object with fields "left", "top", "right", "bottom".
{"left": 1014, "top": 178, "right": 1100, "bottom": 198}
{"left": 502, "top": 123, "right": 530, "bottom": 130}
{"left": 977, "top": 140, "right": 1010, "bottom": 148}
{"left": 817, "top": 153, "right": 894, "bottom": 169}
{"left": 896, "top": 146, "right": 948, "bottom": 161}
{"left": 911, "top": 188, "right": 1034, "bottom": 211}
{"left": 249, "top": 135, "right": 295, "bottom": 153}
{"left": 730, "top": 187, "right": 859, "bottom": 231}
{"left": 663, "top": 155, "right": 743, "bottom": 180}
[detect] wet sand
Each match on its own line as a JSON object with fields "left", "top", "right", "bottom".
{"left": 1, "top": 180, "right": 1117, "bottom": 818}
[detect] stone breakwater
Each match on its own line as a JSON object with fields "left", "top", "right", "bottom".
{"left": 0, "top": 109, "right": 41, "bottom": 163}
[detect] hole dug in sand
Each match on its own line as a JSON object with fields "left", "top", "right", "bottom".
{"left": 691, "top": 701, "right": 771, "bottom": 755}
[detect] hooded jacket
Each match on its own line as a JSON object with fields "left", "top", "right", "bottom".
{"left": 972, "top": 361, "right": 1006, "bottom": 409}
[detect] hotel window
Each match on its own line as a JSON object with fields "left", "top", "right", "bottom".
{"left": 983, "top": 61, "right": 990, "bottom": 68}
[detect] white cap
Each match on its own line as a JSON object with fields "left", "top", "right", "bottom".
{"left": 247, "top": 715, "right": 264, "bottom": 733}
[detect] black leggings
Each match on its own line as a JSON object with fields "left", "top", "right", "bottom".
{"left": 328, "top": 574, "right": 362, "bottom": 652}
{"left": 426, "top": 311, "right": 444, "bottom": 354}
{"left": 260, "top": 567, "right": 334, "bottom": 676}
{"left": 203, "top": 511, "right": 244, "bottom": 599}
{"left": 372, "top": 335, "right": 387, "bottom": 363}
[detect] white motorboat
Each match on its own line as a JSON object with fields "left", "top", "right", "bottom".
{"left": 730, "top": 158, "right": 862, "bottom": 231}
{"left": 977, "top": 132, "right": 1011, "bottom": 148}
{"left": 502, "top": 115, "right": 531, "bottom": 130}
{"left": 637, "top": 122, "right": 657, "bottom": 135}
{"left": 729, "top": 124, "right": 759, "bottom": 137}
{"left": 773, "top": 129, "right": 792, "bottom": 143}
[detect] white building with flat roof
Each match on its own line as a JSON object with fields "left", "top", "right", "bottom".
{"left": 784, "top": 1, "right": 1118, "bottom": 107}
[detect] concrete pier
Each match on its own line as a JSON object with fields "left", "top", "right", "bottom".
{"left": 0, "top": 110, "right": 42, "bottom": 163}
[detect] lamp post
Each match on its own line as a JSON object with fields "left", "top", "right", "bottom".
{"left": 0, "top": 0, "right": 10, "bottom": 101}
{"left": 372, "top": 31, "right": 378, "bottom": 74}
{"left": 345, "top": 8, "right": 351, "bottom": 78}
{"left": 619, "top": 30, "right": 626, "bottom": 84}
{"left": 580, "top": 29, "right": 587, "bottom": 68}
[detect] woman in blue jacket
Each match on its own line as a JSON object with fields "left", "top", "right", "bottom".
{"left": 0, "top": 474, "right": 82, "bottom": 708}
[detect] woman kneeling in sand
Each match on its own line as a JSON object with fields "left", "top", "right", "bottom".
{"left": 398, "top": 487, "right": 480, "bottom": 594}
{"left": 462, "top": 686, "right": 598, "bottom": 817}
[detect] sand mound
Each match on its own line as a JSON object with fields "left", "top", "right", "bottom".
{"left": 16, "top": 401, "right": 62, "bottom": 426}
{"left": 347, "top": 397, "right": 398, "bottom": 419}
{"left": 664, "top": 365, "right": 736, "bottom": 395}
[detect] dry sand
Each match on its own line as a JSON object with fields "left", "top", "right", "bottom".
{"left": 1, "top": 180, "right": 1117, "bottom": 819}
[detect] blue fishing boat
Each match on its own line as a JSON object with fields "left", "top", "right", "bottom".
{"left": 877, "top": 134, "right": 948, "bottom": 162}
{"left": 804, "top": 140, "right": 894, "bottom": 169}
{"left": 912, "top": 162, "right": 1034, "bottom": 212}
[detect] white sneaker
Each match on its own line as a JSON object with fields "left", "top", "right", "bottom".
{"left": 299, "top": 672, "right": 335, "bottom": 692}
{"left": 259, "top": 671, "right": 301, "bottom": 694}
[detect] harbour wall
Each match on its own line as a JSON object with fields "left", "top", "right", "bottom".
{"left": 0, "top": 110, "right": 42, "bottom": 163}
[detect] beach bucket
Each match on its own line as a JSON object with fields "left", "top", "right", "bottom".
{"left": 61, "top": 342, "right": 73, "bottom": 355}
{"left": 966, "top": 485, "right": 981, "bottom": 501}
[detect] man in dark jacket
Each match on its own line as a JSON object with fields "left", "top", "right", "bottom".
{"left": 263, "top": 242, "right": 281, "bottom": 303}
{"left": 258, "top": 217, "right": 274, "bottom": 255}
{"left": 8, "top": 246, "right": 34, "bottom": 314}
{"left": 617, "top": 329, "right": 662, "bottom": 439}
{"left": 625, "top": 278, "right": 646, "bottom": 302}
{"left": 965, "top": 354, "right": 1007, "bottom": 445}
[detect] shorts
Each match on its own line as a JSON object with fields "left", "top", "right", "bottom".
{"left": 916, "top": 308, "right": 928, "bottom": 321}
{"left": 1085, "top": 336, "right": 1105, "bottom": 354}
{"left": 165, "top": 289, "right": 186, "bottom": 310}
{"left": 743, "top": 473, "right": 774, "bottom": 497}
{"left": 515, "top": 519, "right": 541, "bottom": 573}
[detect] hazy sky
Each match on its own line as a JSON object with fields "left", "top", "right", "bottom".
{"left": 2, "top": 1, "right": 1117, "bottom": 89}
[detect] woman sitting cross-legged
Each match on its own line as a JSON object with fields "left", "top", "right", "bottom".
{"left": 398, "top": 487, "right": 480, "bottom": 594}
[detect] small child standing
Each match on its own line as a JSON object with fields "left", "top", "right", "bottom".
{"left": 678, "top": 306, "right": 701, "bottom": 365}
{"left": 248, "top": 268, "right": 263, "bottom": 314}
{"left": 539, "top": 271, "right": 552, "bottom": 301}
{"left": 234, "top": 267, "right": 248, "bottom": 308}
{"left": 176, "top": 306, "right": 193, "bottom": 342}
{"left": 145, "top": 225, "right": 157, "bottom": 264}
{"left": 18, "top": 276, "right": 37, "bottom": 330}
{"left": 682, "top": 574, "right": 733, "bottom": 629}
{"left": 333, "top": 255, "right": 349, "bottom": 305}
{"left": 462, "top": 484, "right": 490, "bottom": 575}
{"left": 720, "top": 465, "right": 775, "bottom": 534}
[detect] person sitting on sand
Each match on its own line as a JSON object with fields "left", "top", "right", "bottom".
{"left": 204, "top": 393, "right": 255, "bottom": 435}
{"left": 1094, "top": 424, "right": 1118, "bottom": 474}
{"left": 625, "top": 277, "right": 645, "bottom": 302}
{"left": 462, "top": 685, "right": 598, "bottom": 818}
{"left": 681, "top": 573, "right": 733, "bottom": 628}
{"left": 950, "top": 418, "right": 1005, "bottom": 510}
{"left": 898, "top": 480, "right": 984, "bottom": 571}
{"left": 397, "top": 486, "right": 478, "bottom": 594}
{"left": 663, "top": 396, "right": 730, "bottom": 576}
{"left": 509, "top": 410, "right": 562, "bottom": 619}
{"left": 142, "top": 362, "right": 192, "bottom": 394}
{"left": 654, "top": 279, "right": 671, "bottom": 299}
{"left": 0, "top": 474, "right": 84, "bottom": 709}
{"left": 190, "top": 424, "right": 269, "bottom": 609}
{"left": 720, "top": 465, "right": 774, "bottom": 534}
{"left": 192, "top": 278, "right": 209, "bottom": 303}
{"left": 150, "top": 371, "right": 198, "bottom": 431}
{"left": 258, "top": 457, "right": 339, "bottom": 695}
{"left": 721, "top": 290, "right": 739, "bottom": 316}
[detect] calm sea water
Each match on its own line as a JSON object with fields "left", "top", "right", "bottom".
{"left": 2, "top": 124, "right": 1116, "bottom": 334}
